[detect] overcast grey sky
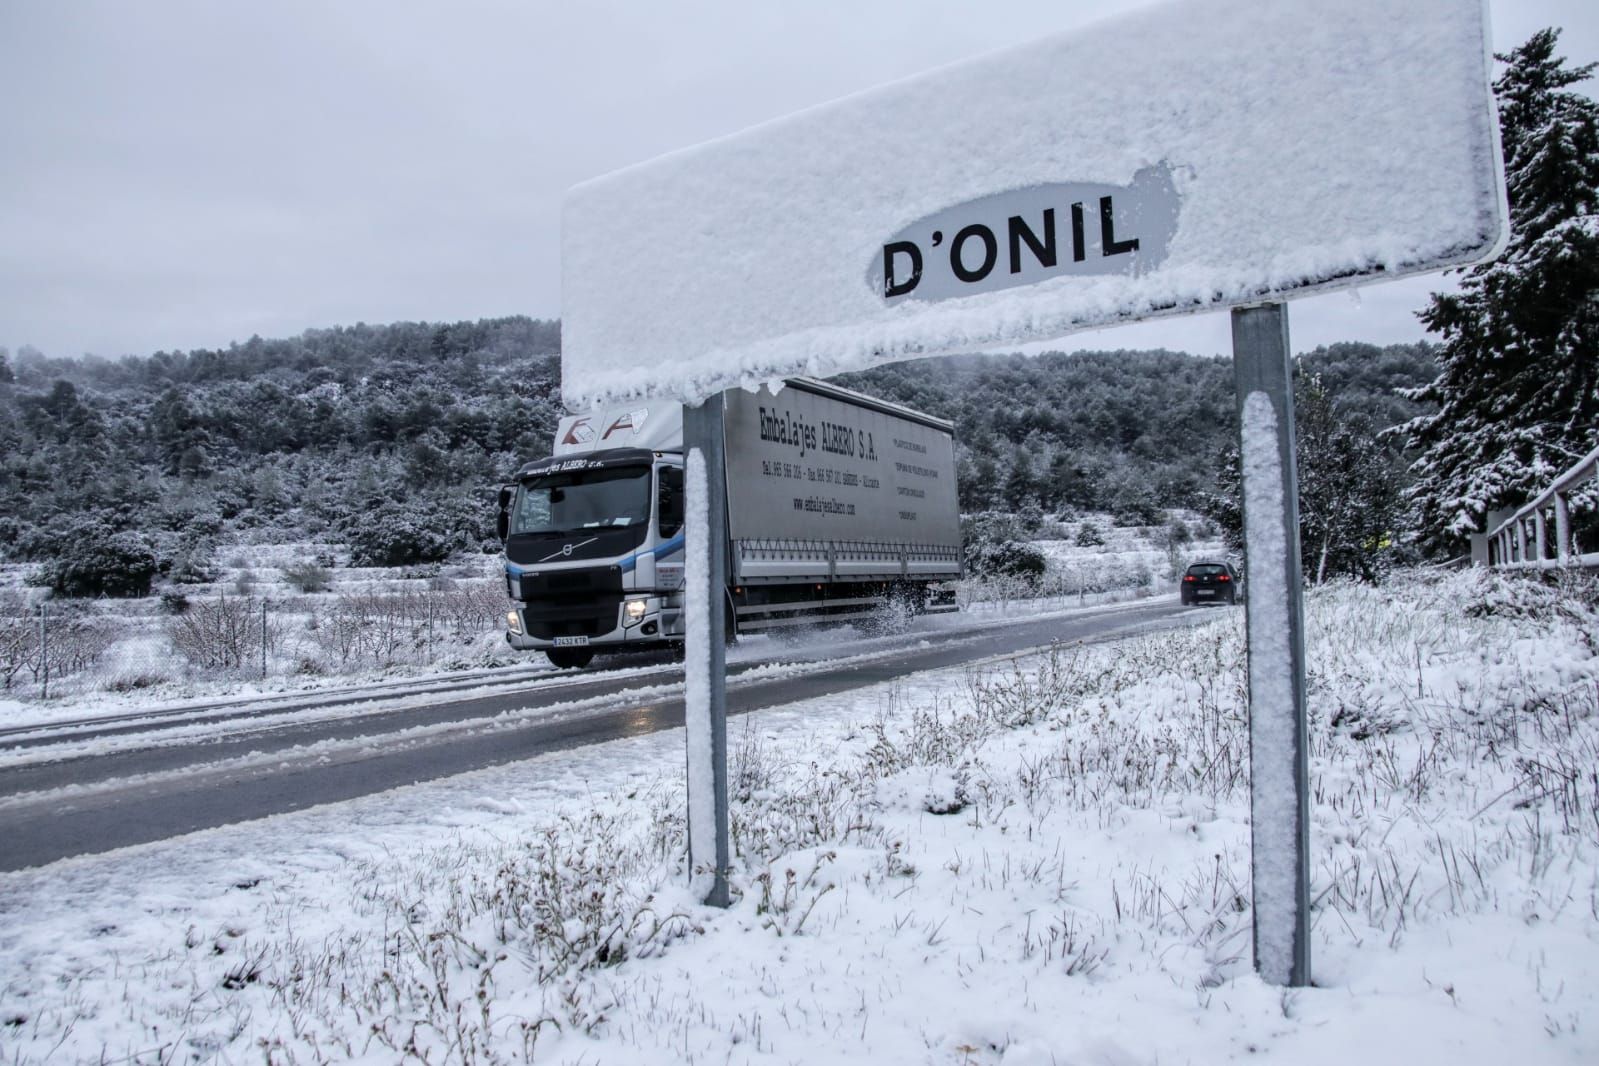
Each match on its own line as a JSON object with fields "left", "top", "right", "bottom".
{"left": 2, "top": 0, "right": 1595, "bottom": 362}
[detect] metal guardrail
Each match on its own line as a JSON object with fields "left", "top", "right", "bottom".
{"left": 1476, "top": 443, "right": 1599, "bottom": 569}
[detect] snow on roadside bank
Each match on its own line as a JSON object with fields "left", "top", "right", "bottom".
{"left": 2, "top": 568, "right": 1597, "bottom": 1063}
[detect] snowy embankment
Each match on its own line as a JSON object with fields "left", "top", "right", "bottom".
{"left": 3, "top": 568, "right": 1596, "bottom": 1063}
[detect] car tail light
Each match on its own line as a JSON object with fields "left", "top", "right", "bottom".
{"left": 1217, "top": 574, "right": 1230, "bottom": 581}
{"left": 1183, "top": 575, "right": 1196, "bottom": 582}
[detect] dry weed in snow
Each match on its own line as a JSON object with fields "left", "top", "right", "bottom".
{"left": 2, "top": 568, "right": 1597, "bottom": 1063}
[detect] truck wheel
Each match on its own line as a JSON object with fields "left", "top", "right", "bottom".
{"left": 546, "top": 647, "right": 595, "bottom": 670}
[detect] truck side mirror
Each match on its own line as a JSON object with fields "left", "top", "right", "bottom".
{"left": 496, "top": 485, "right": 513, "bottom": 541}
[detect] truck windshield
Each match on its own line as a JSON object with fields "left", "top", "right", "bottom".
{"left": 511, "top": 466, "right": 652, "bottom": 536}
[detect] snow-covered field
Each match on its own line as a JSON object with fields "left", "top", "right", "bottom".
{"left": 960, "top": 510, "right": 1228, "bottom": 612}
{"left": 0, "top": 548, "right": 516, "bottom": 716}
{"left": 1034, "top": 511, "right": 1229, "bottom": 591}
{"left": 0, "top": 517, "right": 1203, "bottom": 726}
{"left": 3, "top": 566, "right": 1595, "bottom": 1063}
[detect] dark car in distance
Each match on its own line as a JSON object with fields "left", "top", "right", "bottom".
{"left": 1181, "top": 561, "right": 1238, "bottom": 605}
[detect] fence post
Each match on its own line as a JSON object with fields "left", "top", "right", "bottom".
{"left": 38, "top": 601, "right": 48, "bottom": 700}
{"left": 261, "top": 600, "right": 268, "bottom": 680}
{"left": 38, "top": 604, "right": 48, "bottom": 703}
{"left": 1556, "top": 495, "right": 1572, "bottom": 565}
{"left": 1534, "top": 509, "right": 1548, "bottom": 567}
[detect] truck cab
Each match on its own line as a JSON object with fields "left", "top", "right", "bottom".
{"left": 500, "top": 407, "right": 687, "bottom": 668}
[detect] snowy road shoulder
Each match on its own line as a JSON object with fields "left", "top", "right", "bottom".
{"left": 5, "top": 570, "right": 1592, "bottom": 1063}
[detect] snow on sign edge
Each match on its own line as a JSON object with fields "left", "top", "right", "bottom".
{"left": 561, "top": 0, "right": 1507, "bottom": 407}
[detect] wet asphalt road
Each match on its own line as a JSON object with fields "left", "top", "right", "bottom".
{"left": 0, "top": 599, "right": 1203, "bottom": 871}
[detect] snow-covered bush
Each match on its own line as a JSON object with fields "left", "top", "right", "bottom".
{"left": 341, "top": 499, "right": 466, "bottom": 567}
{"left": 164, "top": 545, "right": 218, "bottom": 585}
{"left": 281, "top": 560, "right": 332, "bottom": 593}
{"left": 33, "top": 522, "right": 160, "bottom": 598}
{"left": 961, "top": 512, "right": 1047, "bottom": 584}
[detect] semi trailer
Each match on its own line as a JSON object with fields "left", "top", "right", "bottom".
{"left": 497, "top": 378, "right": 962, "bottom": 668}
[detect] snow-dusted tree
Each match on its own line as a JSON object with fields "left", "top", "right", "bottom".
{"left": 1295, "top": 376, "right": 1403, "bottom": 583}
{"left": 1199, "top": 374, "right": 1404, "bottom": 583}
{"left": 1403, "top": 28, "right": 1599, "bottom": 548}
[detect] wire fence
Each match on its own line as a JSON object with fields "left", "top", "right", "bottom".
{"left": 1, "top": 582, "right": 511, "bottom": 703}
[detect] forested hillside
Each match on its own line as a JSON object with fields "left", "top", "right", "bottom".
{"left": 841, "top": 341, "right": 1438, "bottom": 521}
{"left": 0, "top": 320, "right": 1436, "bottom": 593}
{"left": 0, "top": 318, "right": 564, "bottom": 592}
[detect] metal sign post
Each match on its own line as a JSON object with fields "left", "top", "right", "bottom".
{"left": 1231, "top": 303, "right": 1311, "bottom": 987}
{"left": 682, "top": 393, "right": 733, "bottom": 907}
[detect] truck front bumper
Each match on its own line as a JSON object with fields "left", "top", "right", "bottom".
{"left": 505, "top": 594, "right": 682, "bottom": 651}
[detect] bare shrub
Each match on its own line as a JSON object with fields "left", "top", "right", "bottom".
{"left": 1, "top": 596, "right": 114, "bottom": 692}
{"left": 47, "top": 610, "right": 116, "bottom": 679}
{"left": 0, "top": 600, "right": 34, "bottom": 691}
{"left": 168, "top": 594, "right": 278, "bottom": 672}
{"left": 433, "top": 582, "right": 507, "bottom": 631}
{"left": 302, "top": 582, "right": 506, "bottom": 670}
{"left": 104, "top": 670, "right": 171, "bottom": 693}
{"left": 304, "top": 592, "right": 411, "bottom": 668}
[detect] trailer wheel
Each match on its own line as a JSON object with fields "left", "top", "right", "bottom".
{"left": 546, "top": 647, "right": 595, "bottom": 670}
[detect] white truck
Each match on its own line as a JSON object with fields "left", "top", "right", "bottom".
{"left": 497, "top": 378, "right": 962, "bottom": 668}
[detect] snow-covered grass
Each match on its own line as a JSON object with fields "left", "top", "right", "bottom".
{"left": 0, "top": 553, "right": 519, "bottom": 717}
{"left": 3, "top": 566, "right": 1596, "bottom": 1062}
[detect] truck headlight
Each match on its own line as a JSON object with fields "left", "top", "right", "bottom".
{"left": 624, "top": 598, "right": 648, "bottom": 623}
{"left": 506, "top": 611, "right": 523, "bottom": 635}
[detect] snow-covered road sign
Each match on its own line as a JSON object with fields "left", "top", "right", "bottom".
{"left": 559, "top": 0, "right": 1507, "bottom": 984}
{"left": 561, "top": 0, "right": 1504, "bottom": 409}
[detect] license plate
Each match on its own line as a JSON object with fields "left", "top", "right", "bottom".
{"left": 552, "top": 635, "right": 590, "bottom": 647}
{"left": 1198, "top": 589, "right": 1215, "bottom": 596}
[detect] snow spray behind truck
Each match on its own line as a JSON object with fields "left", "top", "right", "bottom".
{"left": 497, "top": 378, "right": 962, "bottom": 668}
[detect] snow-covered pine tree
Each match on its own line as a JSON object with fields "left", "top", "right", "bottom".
{"left": 1403, "top": 28, "right": 1599, "bottom": 549}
